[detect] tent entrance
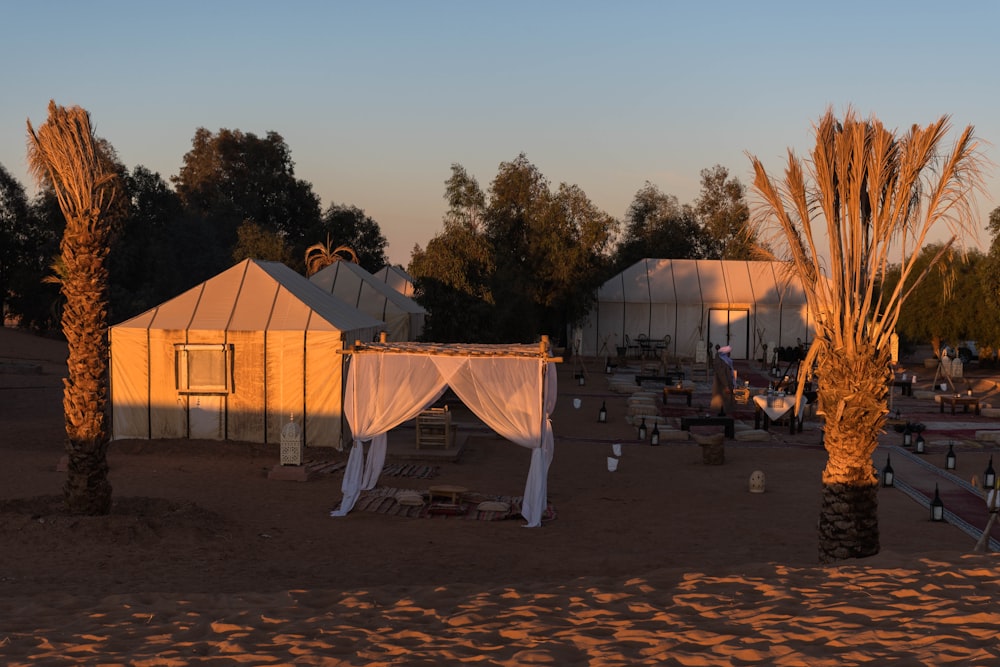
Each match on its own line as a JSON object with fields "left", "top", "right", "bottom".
{"left": 188, "top": 394, "right": 224, "bottom": 439}
{"left": 708, "top": 308, "right": 750, "bottom": 360}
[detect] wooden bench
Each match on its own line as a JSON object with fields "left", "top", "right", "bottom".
{"left": 680, "top": 416, "right": 735, "bottom": 439}
{"left": 416, "top": 407, "right": 455, "bottom": 449}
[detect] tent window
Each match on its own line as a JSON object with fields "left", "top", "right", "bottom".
{"left": 176, "top": 344, "right": 232, "bottom": 394}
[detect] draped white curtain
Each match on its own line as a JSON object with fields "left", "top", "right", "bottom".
{"left": 330, "top": 352, "right": 557, "bottom": 527}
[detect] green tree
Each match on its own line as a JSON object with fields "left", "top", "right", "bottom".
{"left": 0, "top": 163, "right": 31, "bottom": 322}
{"left": 409, "top": 165, "right": 494, "bottom": 342}
{"left": 881, "top": 244, "right": 997, "bottom": 355}
{"left": 232, "top": 220, "right": 294, "bottom": 265}
{"left": 27, "top": 101, "right": 123, "bottom": 515}
{"left": 749, "top": 108, "right": 984, "bottom": 563}
{"left": 172, "top": 128, "right": 321, "bottom": 273}
{"left": 615, "top": 182, "right": 711, "bottom": 271}
{"left": 695, "top": 165, "right": 764, "bottom": 259}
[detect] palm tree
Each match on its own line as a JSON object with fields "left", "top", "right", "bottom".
{"left": 748, "top": 108, "right": 984, "bottom": 562}
{"left": 27, "top": 101, "right": 121, "bottom": 515}
{"left": 304, "top": 235, "right": 358, "bottom": 275}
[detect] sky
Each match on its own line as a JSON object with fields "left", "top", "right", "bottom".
{"left": 2, "top": 1, "right": 998, "bottom": 267}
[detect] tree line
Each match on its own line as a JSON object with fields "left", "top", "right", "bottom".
{"left": 1, "top": 124, "right": 765, "bottom": 342}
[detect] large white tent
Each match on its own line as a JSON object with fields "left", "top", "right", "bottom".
{"left": 579, "top": 259, "right": 813, "bottom": 361}
{"left": 311, "top": 261, "right": 426, "bottom": 341}
{"left": 110, "top": 259, "right": 383, "bottom": 448}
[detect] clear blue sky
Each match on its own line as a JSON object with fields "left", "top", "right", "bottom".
{"left": 2, "top": 1, "right": 997, "bottom": 266}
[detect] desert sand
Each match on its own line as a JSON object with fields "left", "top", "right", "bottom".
{"left": 2, "top": 326, "right": 1000, "bottom": 666}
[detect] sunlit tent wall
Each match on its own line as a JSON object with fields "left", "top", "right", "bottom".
{"left": 310, "top": 261, "right": 426, "bottom": 341}
{"left": 373, "top": 265, "right": 417, "bottom": 298}
{"left": 110, "top": 259, "right": 383, "bottom": 448}
{"left": 579, "top": 259, "right": 813, "bottom": 361}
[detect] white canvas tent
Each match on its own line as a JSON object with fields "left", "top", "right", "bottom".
{"left": 311, "top": 262, "right": 426, "bottom": 341}
{"left": 373, "top": 264, "right": 416, "bottom": 298}
{"left": 330, "top": 339, "right": 558, "bottom": 527}
{"left": 580, "top": 259, "right": 813, "bottom": 361}
{"left": 110, "top": 259, "right": 384, "bottom": 448}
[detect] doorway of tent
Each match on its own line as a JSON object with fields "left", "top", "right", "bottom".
{"left": 188, "top": 394, "right": 224, "bottom": 439}
{"left": 707, "top": 309, "right": 750, "bottom": 360}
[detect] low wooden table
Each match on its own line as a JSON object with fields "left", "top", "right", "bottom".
{"left": 428, "top": 484, "right": 468, "bottom": 504}
{"left": 752, "top": 394, "right": 799, "bottom": 434}
{"left": 680, "top": 416, "right": 735, "bottom": 438}
{"left": 940, "top": 395, "right": 981, "bottom": 415}
{"left": 662, "top": 386, "right": 693, "bottom": 406}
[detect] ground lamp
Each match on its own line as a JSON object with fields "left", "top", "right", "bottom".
{"left": 902, "top": 423, "right": 913, "bottom": 448}
{"left": 598, "top": 401, "right": 607, "bottom": 423}
{"left": 638, "top": 417, "right": 647, "bottom": 441}
{"left": 915, "top": 432, "right": 926, "bottom": 454}
{"left": 985, "top": 456, "right": 996, "bottom": 489}
{"left": 882, "top": 455, "right": 894, "bottom": 488}
{"left": 650, "top": 423, "right": 660, "bottom": 446}
{"left": 931, "top": 484, "right": 945, "bottom": 521}
{"left": 945, "top": 443, "right": 957, "bottom": 471}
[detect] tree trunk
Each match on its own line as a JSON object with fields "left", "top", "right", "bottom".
{"left": 815, "top": 345, "right": 889, "bottom": 563}
{"left": 61, "top": 224, "right": 112, "bottom": 515}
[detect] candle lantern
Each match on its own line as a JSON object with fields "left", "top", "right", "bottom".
{"left": 650, "top": 423, "right": 660, "bottom": 446}
{"left": 931, "top": 484, "right": 945, "bottom": 521}
{"left": 914, "top": 433, "right": 926, "bottom": 454}
{"left": 902, "top": 423, "right": 912, "bottom": 448}
{"left": 882, "top": 455, "right": 894, "bottom": 488}
{"left": 637, "top": 417, "right": 647, "bottom": 441}
{"left": 945, "top": 443, "right": 957, "bottom": 471}
{"left": 598, "top": 401, "right": 607, "bottom": 424}
{"left": 984, "top": 456, "right": 996, "bottom": 489}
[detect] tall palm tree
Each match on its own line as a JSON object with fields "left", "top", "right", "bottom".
{"left": 27, "top": 101, "right": 121, "bottom": 515}
{"left": 304, "top": 235, "right": 358, "bottom": 275}
{"left": 748, "top": 108, "right": 984, "bottom": 562}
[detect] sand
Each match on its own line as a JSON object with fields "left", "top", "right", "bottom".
{"left": 2, "top": 326, "right": 999, "bottom": 665}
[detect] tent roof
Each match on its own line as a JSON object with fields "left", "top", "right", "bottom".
{"left": 311, "top": 261, "right": 426, "bottom": 315}
{"left": 373, "top": 265, "right": 416, "bottom": 297}
{"left": 598, "top": 259, "right": 806, "bottom": 306}
{"left": 343, "top": 339, "right": 561, "bottom": 360}
{"left": 113, "top": 259, "right": 385, "bottom": 334}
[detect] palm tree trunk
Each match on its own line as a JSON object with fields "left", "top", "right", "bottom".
{"left": 815, "top": 346, "right": 888, "bottom": 563}
{"left": 61, "top": 232, "right": 112, "bottom": 515}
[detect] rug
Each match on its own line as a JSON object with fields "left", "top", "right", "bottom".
{"left": 337, "top": 486, "right": 556, "bottom": 522}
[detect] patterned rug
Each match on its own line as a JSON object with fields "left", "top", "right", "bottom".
{"left": 339, "top": 486, "right": 556, "bottom": 522}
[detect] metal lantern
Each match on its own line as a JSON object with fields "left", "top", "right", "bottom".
{"left": 902, "top": 423, "right": 912, "bottom": 448}
{"left": 280, "top": 414, "right": 303, "bottom": 466}
{"left": 931, "top": 484, "right": 945, "bottom": 521}
{"left": 914, "top": 433, "right": 926, "bottom": 454}
{"left": 650, "top": 423, "right": 660, "bottom": 446}
{"left": 985, "top": 456, "right": 996, "bottom": 489}
{"left": 598, "top": 401, "right": 607, "bottom": 424}
{"left": 945, "top": 443, "right": 957, "bottom": 471}
{"left": 882, "top": 455, "right": 894, "bottom": 488}
{"left": 638, "top": 417, "right": 647, "bottom": 441}
{"left": 576, "top": 373, "right": 585, "bottom": 386}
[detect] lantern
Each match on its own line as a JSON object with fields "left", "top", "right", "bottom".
{"left": 946, "top": 443, "right": 956, "bottom": 471}
{"left": 902, "top": 423, "right": 912, "bottom": 448}
{"left": 914, "top": 433, "right": 926, "bottom": 454}
{"left": 650, "top": 423, "right": 660, "bottom": 446}
{"left": 931, "top": 484, "right": 945, "bottom": 521}
{"left": 984, "top": 456, "right": 996, "bottom": 489}
{"left": 638, "top": 417, "right": 647, "bottom": 441}
{"left": 598, "top": 401, "right": 607, "bottom": 424}
{"left": 882, "top": 455, "right": 894, "bottom": 488}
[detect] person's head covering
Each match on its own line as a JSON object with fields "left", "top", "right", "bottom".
{"left": 719, "top": 345, "right": 732, "bottom": 354}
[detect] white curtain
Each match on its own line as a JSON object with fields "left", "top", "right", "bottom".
{"left": 330, "top": 352, "right": 557, "bottom": 527}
